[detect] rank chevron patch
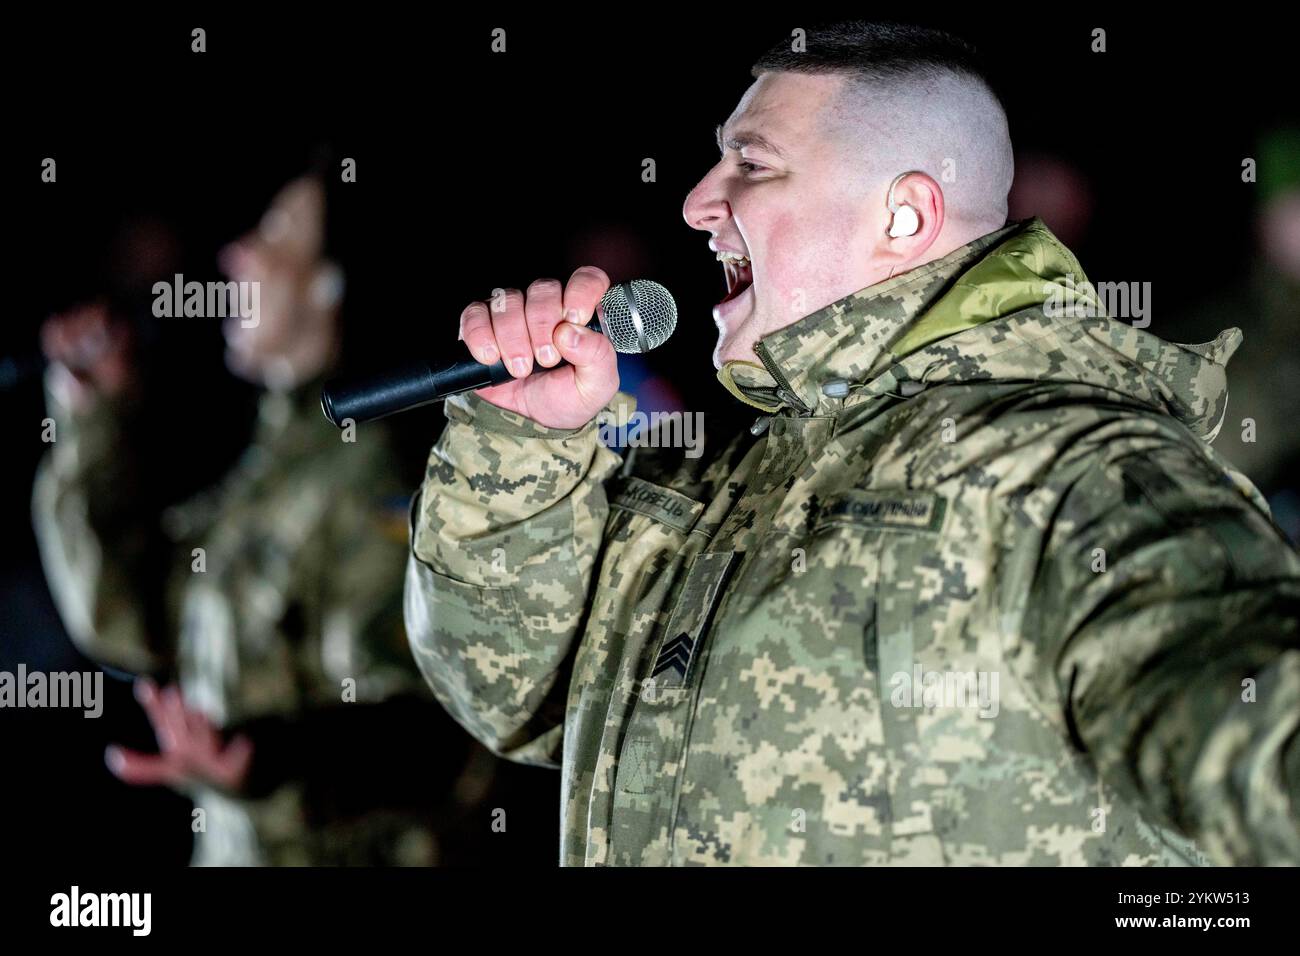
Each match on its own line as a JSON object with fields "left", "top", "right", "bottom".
{"left": 650, "top": 632, "right": 696, "bottom": 680}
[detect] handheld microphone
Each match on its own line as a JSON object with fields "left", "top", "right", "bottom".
{"left": 321, "top": 279, "right": 677, "bottom": 426}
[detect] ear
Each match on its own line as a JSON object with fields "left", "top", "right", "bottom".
{"left": 878, "top": 171, "right": 946, "bottom": 272}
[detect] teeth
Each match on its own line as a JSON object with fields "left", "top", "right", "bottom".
{"left": 715, "top": 251, "right": 751, "bottom": 266}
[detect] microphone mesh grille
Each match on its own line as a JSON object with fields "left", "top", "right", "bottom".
{"left": 597, "top": 280, "right": 677, "bottom": 354}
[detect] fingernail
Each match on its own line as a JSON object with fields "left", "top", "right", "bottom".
{"left": 564, "top": 309, "right": 582, "bottom": 324}
{"left": 538, "top": 345, "right": 557, "bottom": 364}
{"left": 480, "top": 343, "right": 498, "bottom": 364}
{"left": 561, "top": 324, "right": 581, "bottom": 348}
{"left": 510, "top": 357, "right": 529, "bottom": 377}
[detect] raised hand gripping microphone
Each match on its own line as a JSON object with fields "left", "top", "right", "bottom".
{"left": 321, "top": 279, "right": 677, "bottom": 426}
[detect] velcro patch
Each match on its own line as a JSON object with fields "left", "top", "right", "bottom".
{"left": 609, "top": 477, "right": 704, "bottom": 534}
{"left": 643, "top": 550, "right": 740, "bottom": 692}
{"left": 815, "top": 489, "right": 947, "bottom": 533}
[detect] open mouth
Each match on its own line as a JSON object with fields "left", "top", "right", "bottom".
{"left": 717, "top": 250, "right": 753, "bottom": 304}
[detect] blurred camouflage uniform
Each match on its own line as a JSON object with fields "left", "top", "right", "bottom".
{"left": 406, "top": 218, "right": 1300, "bottom": 866}
{"left": 34, "top": 376, "right": 468, "bottom": 865}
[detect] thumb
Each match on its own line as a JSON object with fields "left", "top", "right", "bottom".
{"left": 552, "top": 320, "right": 618, "bottom": 403}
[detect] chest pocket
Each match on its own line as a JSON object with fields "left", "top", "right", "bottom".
{"left": 834, "top": 487, "right": 991, "bottom": 859}
{"left": 800, "top": 486, "right": 956, "bottom": 858}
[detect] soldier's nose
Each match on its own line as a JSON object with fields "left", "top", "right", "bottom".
{"left": 683, "top": 181, "right": 729, "bottom": 232}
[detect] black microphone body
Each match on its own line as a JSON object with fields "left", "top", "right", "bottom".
{"left": 321, "top": 316, "right": 602, "bottom": 426}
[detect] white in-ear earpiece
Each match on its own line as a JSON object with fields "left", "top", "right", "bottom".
{"left": 886, "top": 171, "right": 922, "bottom": 238}
{"left": 888, "top": 204, "right": 919, "bottom": 238}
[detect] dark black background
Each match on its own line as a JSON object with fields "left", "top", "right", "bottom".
{"left": 2, "top": 10, "right": 1294, "bottom": 869}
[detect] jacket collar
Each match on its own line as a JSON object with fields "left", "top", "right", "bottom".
{"left": 717, "top": 216, "right": 1243, "bottom": 444}
{"left": 716, "top": 219, "right": 1027, "bottom": 415}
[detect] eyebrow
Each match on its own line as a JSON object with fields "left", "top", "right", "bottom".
{"left": 715, "top": 124, "right": 786, "bottom": 158}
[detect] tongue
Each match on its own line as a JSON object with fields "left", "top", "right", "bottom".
{"left": 723, "top": 265, "right": 753, "bottom": 303}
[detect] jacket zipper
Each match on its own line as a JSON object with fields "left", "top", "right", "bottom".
{"left": 754, "top": 341, "right": 812, "bottom": 415}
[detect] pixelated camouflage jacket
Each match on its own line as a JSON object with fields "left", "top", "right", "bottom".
{"left": 406, "top": 217, "right": 1300, "bottom": 866}
{"left": 34, "top": 379, "right": 441, "bottom": 865}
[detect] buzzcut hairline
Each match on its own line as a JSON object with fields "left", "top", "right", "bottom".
{"left": 749, "top": 20, "right": 1005, "bottom": 113}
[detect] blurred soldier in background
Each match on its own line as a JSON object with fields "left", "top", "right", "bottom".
{"left": 31, "top": 173, "right": 479, "bottom": 865}
{"left": 1183, "top": 126, "right": 1300, "bottom": 540}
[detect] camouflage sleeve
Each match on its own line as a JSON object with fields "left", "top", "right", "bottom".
{"left": 31, "top": 377, "right": 172, "bottom": 675}
{"left": 1016, "top": 435, "right": 1300, "bottom": 865}
{"left": 404, "top": 389, "right": 630, "bottom": 767}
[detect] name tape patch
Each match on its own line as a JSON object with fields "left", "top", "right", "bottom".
{"left": 610, "top": 477, "right": 704, "bottom": 534}
{"left": 815, "top": 489, "right": 947, "bottom": 533}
